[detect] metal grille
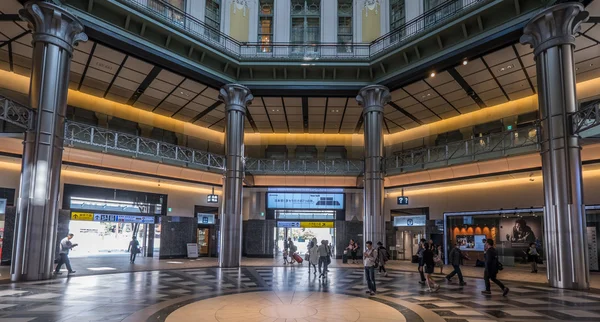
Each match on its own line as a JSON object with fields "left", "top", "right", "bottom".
{"left": 385, "top": 125, "right": 541, "bottom": 174}
{"left": 0, "top": 95, "right": 34, "bottom": 130}
{"left": 245, "top": 158, "right": 364, "bottom": 175}
{"left": 573, "top": 99, "right": 600, "bottom": 136}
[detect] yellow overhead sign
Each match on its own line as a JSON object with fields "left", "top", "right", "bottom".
{"left": 300, "top": 222, "right": 334, "bottom": 228}
{"left": 71, "top": 212, "right": 94, "bottom": 221}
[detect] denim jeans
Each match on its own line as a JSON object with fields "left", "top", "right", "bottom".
{"left": 318, "top": 256, "right": 329, "bottom": 274}
{"left": 364, "top": 266, "right": 376, "bottom": 292}
{"left": 484, "top": 270, "right": 505, "bottom": 291}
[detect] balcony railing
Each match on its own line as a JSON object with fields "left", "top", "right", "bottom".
{"left": 385, "top": 125, "right": 540, "bottom": 174}
{"left": 118, "top": 0, "right": 489, "bottom": 61}
{"left": 0, "top": 95, "right": 34, "bottom": 130}
{"left": 573, "top": 99, "right": 600, "bottom": 137}
{"left": 64, "top": 121, "right": 227, "bottom": 172}
{"left": 245, "top": 158, "right": 364, "bottom": 176}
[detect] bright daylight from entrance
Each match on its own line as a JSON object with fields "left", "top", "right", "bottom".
{"left": 2, "top": 0, "right": 600, "bottom": 321}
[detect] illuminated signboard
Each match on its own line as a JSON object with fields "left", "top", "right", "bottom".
{"left": 197, "top": 213, "right": 216, "bottom": 225}
{"left": 397, "top": 196, "right": 409, "bottom": 205}
{"left": 267, "top": 193, "right": 344, "bottom": 210}
{"left": 393, "top": 215, "right": 426, "bottom": 227}
{"left": 207, "top": 194, "right": 219, "bottom": 203}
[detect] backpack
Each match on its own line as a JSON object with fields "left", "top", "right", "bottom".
{"left": 380, "top": 248, "right": 390, "bottom": 262}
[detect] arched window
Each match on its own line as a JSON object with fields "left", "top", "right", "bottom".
{"left": 258, "top": 0, "right": 274, "bottom": 52}
{"left": 337, "top": 0, "right": 353, "bottom": 53}
{"left": 291, "top": 0, "right": 321, "bottom": 51}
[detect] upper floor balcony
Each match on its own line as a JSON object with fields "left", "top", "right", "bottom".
{"left": 60, "top": 0, "right": 548, "bottom": 91}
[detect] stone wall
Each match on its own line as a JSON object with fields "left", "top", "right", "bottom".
{"left": 159, "top": 216, "right": 197, "bottom": 259}
{"left": 1, "top": 206, "right": 15, "bottom": 265}
{"left": 243, "top": 219, "right": 275, "bottom": 257}
{"left": 334, "top": 220, "right": 363, "bottom": 259}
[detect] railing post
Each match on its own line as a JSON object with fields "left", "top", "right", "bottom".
{"left": 445, "top": 145, "right": 449, "bottom": 160}
{"left": 192, "top": 150, "right": 196, "bottom": 165}
{"left": 395, "top": 155, "right": 399, "bottom": 168}
{"left": 208, "top": 153, "right": 212, "bottom": 167}
{"left": 114, "top": 132, "right": 119, "bottom": 149}
{"left": 135, "top": 137, "right": 140, "bottom": 158}
{"left": 175, "top": 146, "right": 179, "bottom": 161}
{"left": 156, "top": 142, "right": 160, "bottom": 157}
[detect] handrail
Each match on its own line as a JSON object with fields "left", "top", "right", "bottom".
{"left": 0, "top": 95, "right": 34, "bottom": 130}
{"left": 385, "top": 125, "right": 540, "bottom": 174}
{"left": 64, "top": 120, "right": 227, "bottom": 171}
{"left": 573, "top": 99, "right": 600, "bottom": 136}
{"left": 116, "top": 0, "right": 490, "bottom": 61}
{"left": 245, "top": 157, "right": 364, "bottom": 176}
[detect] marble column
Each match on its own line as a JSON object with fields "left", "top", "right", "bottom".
{"left": 11, "top": 1, "right": 87, "bottom": 281}
{"left": 218, "top": 84, "right": 253, "bottom": 267}
{"left": 356, "top": 85, "right": 390, "bottom": 246}
{"left": 520, "top": 2, "right": 589, "bottom": 290}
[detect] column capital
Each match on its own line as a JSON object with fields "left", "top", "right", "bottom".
{"left": 19, "top": 1, "right": 87, "bottom": 55}
{"left": 219, "top": 84, "right": 253, "bottom": 114}
{"left": 520, "top": 2, "right": 588, "bottom": 56}
{"left": 356, "top": 85, "right": 390, "bottom": 114}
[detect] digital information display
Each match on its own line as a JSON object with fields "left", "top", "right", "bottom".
{"left": 197, "top": 213, "right": 216, "bottom": 225}
{"left": 71, "top": 212, "right": 155, "bottom": 223}
{"left": 393, "top": 215, "right": 426, "bottom": 227}
{"left": 267, "top": 193, "right": 344, "bottom": 210}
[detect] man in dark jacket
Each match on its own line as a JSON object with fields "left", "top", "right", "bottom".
{"left": 445, "top": 243, "right": 467, "bottom": 286}
{"left": 482, "top": 239, "right": 509, "bottom": 296}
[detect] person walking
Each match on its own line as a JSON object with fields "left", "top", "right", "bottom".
{"left": 54, "top": 233, "right": 78, "bottom": 275}
{"left": 308, "top": 238, "right": 318, "bottom": 273}
{"left": 435, "top": 245, "right": 444, "bottom": 274}
{"left": 417, "top": 238, "right": 427, "bottom": 285}
{"left": 317, "top": 240, "right": 331, "bottom": 278}
{"left": 128, "top": 236, "right": 140, "bottom": 263}
{"left": 363, "top": 241, "right": 378, "bottom": 296}
{"left": 347, "top": 239, "right": 359, "bottom": 264}
{"left": 288, "top": 238, "right": 297, "bottom": 264}
{"left": 482, "top": 239, "right": 509, "bottom": 296}
{"left": 376, "top": 242, "right": 389, "bottom": 277}
{"left": 423, "top": 243, "right": 440, "bottom": 292}
{"left": 528, "top": 242, "right": 539, "bottom": 273}
{"left": 446, "top": 243, "right": 467, "bottom": 286}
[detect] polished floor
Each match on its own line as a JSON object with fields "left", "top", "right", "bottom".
{"left": 0, "top": 266, "right": 600, "bottom": 322}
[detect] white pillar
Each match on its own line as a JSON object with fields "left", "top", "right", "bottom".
{"left": 273, "top": 0, "right": 290, "bottom": 56}
{"left": 187, "top": 0, "right": 206, "bottom": 21}
{"left": 322, "top": 0, "right": 336, "bottom": 56}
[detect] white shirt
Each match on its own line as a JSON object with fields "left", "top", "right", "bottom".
{"left": 59, "top": 237, "right": 72, "bottom": 255}
{"left": 317, "top": 244, "right": 330, "bottom": 257}
{"left": 363, "top": 247, "right": 378, "bottom": 267}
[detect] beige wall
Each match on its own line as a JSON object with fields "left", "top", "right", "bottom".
{"left": 229, "top": 2, "right": 250, "bottom": 42}
{"left": 0, "top": 158, "right": 221, "bottom": 218}
{"left": 361, "top": 5, "right": 381, "bottom": 42}
{"left": 385, "top": 165, "right": 600, "bottom": 221}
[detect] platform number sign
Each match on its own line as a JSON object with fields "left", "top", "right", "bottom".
{"left": 397, "top": 196, "right": 409, "bottom": 205}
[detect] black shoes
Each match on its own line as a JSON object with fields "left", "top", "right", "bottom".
{"left": 503, "top": 287, "right": 510, "bottom": 297}
{"left": 459, "top": 281, "right": 467, "bottom": 286}
{"left": 481, "top": 290, "right": 491, "bottom": 295}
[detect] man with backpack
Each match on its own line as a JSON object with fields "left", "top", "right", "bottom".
{"left": 446, "top": 243, "right": 467, "bottom": 286}
{"left": 376, "top": 241, "right": 389, "bottom": 277}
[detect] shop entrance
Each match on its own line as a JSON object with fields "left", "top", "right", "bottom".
{"left": 391, "top": 208, "right": 428, "bottom": 261}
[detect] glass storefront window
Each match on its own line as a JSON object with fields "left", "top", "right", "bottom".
{"left": 149, "top": 0, "right": 186, "bottom": 25}
{"left": 258, "top": 0, "right": 274, "bottom": 52}
{"left": 445, "top": 209, "right": 544, "bottom": 267}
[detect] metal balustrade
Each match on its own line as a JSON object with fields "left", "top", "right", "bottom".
{"left": 573, "top": 100, "right": 600, "bottom": 137}
{"left": 0, "top": 95, "right": 34, "bottom": 130}
{"left": 118, "top": 0, "right": 488, "bottom": 61}
{"left": 64, "top": 121, "right": 227, "bottom": 171}
{"left": 244, "top": 158, "right": 364, "bottom": 176}
{"left": 385, "top": 125, "right": 541, "bottom": 174}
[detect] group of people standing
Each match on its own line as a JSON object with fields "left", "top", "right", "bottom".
{"left": 306, "top": 238, "right": 333, "bottom": 278}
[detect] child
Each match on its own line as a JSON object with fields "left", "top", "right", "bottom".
{"left": 283, "top": 249, "right": 289, "bottom": 265}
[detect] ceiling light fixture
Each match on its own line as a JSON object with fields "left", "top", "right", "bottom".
{"left": 430, "top": 72, "right": 436, "bottom": 78}
{"left": 462, "top": 59, "right": 468, "bottom": 66}
{"left": 498, "top": 64, "right": 514, "bottom": 72}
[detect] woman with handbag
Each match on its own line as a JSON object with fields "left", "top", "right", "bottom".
{"left": 308, "top": 238, "right": 318, "bottom": 274}
{"left": 128, "top": 236, "right": 140, "bottom": 264}
{"left": 435, "top": 245, "right": 444, "bottom": 274}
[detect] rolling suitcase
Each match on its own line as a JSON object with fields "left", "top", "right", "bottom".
{"left": 293, "top": 253, "right": 303, "bottom": 264}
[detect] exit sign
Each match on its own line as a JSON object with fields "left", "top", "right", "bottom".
{"left": 397, "top": 196, "right": 409, "bottom": 205}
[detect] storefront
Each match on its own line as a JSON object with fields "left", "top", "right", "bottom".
{"left": 392, "top": 211, "right": 427, "bottom": 261}
{"left": 444, "top": 208, "right": 545, "bottom": 267}
{"left": 195, "top": 205, "right": 219, "bottom": 257}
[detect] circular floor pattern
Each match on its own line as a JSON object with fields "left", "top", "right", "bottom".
{"left": 165, "top": 291, "right": 407, "bottom": 322}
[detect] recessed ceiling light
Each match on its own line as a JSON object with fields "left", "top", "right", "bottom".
{"left": 430, "top": 72, "right": 436, "bottom": 78}
{"left": 462, "top": 59, "right": 468, "bottom": 66}
{"left": 498, "top": 64, "right": 515, "bottom": 72}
